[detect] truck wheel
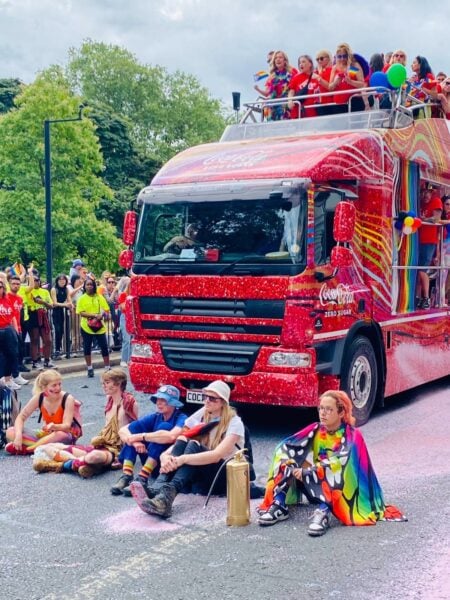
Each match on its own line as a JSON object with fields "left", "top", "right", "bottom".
{"left": 341, "top": 336, "right": 378, "bottom": 426}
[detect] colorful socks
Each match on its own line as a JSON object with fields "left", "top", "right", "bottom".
{"left": 138, "top": 460, "right": 154, "bottom": 481}
{"left": 122, "top": 459, "right": 134, "bottom": 477}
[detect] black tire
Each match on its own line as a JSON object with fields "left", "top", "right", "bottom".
{"left": 341, "top": 336, "right": 378, "bottom": 426}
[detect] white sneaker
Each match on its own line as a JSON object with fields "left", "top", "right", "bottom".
{"left": 6, "top": 380, "right": 21, "bottom": 390}
{"left": 14, "top": 375, "right": 29, "bottom": 385}
{"left": 120, "top": 361, "right": 128, "bottom": 368}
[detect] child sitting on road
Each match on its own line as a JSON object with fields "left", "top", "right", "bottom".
{"left": 5, "top": 370, "right": 82, "bottom": 455}
{"left": 32, "top": 368, "right": 138, "bottom": 478}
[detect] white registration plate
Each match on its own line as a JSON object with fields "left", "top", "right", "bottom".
{"left": 186, "top": 390, "right": 204, "bottom": 404}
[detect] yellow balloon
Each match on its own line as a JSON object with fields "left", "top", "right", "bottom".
{"left": 404, "top": 216, "right": 414, "bottom": 227}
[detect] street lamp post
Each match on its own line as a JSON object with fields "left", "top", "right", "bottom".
{"left": 44, "top": 106, "right": 84, "bottom": 286}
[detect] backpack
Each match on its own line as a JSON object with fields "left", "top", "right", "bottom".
{"left": 0, "top": 386, "right": 20, "bottom": 448}
{"left": 38, "top": 392, "right": 83, "bottom": 440}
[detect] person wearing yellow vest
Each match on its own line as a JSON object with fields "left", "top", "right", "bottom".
{"left": 76, "top": 277, "right": 111, "bottom": 377}
{"left": 25, "top": 269, "right": 54, "bottom": 369}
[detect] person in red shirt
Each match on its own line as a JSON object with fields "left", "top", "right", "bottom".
{"left": 288, "top": 54, "right": 319, "bottom": 118}
{"left": 328, "top": 43, "right": 368, "bottom": 113}
{"left": 6, "top": 275, "right": 28, "bottom": 387}
{"left": 0, "top": 280, "right": 20, "bottom": 390}
{"left": 417, "top": 185, "right": 443, "bottom": 308}
{"left": 312, "top": 49, "right": 333, "bottom": 115}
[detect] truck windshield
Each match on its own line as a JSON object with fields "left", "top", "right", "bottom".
{"left": 133, "top": 185, "right": 308, "bottom": 275}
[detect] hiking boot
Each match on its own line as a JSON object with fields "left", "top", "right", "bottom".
{"left": 33, "top": 459, "right": 64, "bottom": 473}
{"left": 307, "top": 508, "right": 331, "bottom": 537}
{"left": 122, "top": 474, "right": 149, "bottom": 497}
{"left": 250, "top": 482, "right": 266, "bottom": 499}
{"left": 78, "top": 463, "right": 104, "bottom": 478}
{"left": 144, "top": 484, "right": 178, "bottom": 518}
{"left": 258, "top": 502, "right": 289, "bottom": 526}
{"left": 110, "top": 474, "right": 133, "bottom": 495}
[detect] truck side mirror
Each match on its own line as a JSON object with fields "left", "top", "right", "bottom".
{"left": 123, "top": 211, "right": 137, "bottom": 246}
{"left": 330, "top": 245, "right": 352, "bottom": 269}
{"left": 333, "top": 201, "right": 355, "bottom": 243}
{"left": 119, "top": 249, "right": 134, "bottom": 269}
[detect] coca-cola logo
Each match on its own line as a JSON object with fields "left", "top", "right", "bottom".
{"left": 319, "top": 283, "right": 354, "bottom": 306}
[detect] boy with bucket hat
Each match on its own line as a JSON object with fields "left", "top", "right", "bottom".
{"left": 110, "top": 385, "right": 187, "bottom": 496}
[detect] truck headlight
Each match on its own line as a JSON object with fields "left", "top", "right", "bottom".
{"left": 131, "top": 343, "right": 152, "bottom": 358}
{"left": 268, "top": 352, "right": 311, "bottom": 367}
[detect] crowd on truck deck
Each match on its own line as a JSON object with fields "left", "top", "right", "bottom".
{"left": 253, "top": 45, "right": 449, "bottom": 120}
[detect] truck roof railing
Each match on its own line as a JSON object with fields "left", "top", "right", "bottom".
{"left": 221, "top": 87, "right": 445, "bottom": 142}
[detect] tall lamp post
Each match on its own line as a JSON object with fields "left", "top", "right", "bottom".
{"left": 44, "top": 105, "right": 84, "bottom": 286}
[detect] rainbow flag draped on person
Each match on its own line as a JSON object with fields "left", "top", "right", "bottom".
{"left": 259, "top": 422, "right": 406, "bottom": 526}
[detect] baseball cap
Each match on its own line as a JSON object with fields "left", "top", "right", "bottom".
{"left": 72, "top": 259, "right": 85, "bottom": 268}
{"left": 150, "top": 384, "right": 183, "bottom": 408}
{"left": 202, "top": 380, "right": 231, "bottom": 403}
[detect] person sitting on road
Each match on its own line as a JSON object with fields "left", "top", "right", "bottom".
{"left": 257, "top": 390, "right": 407, "bottom": 536}
{"left": 163, "top": 223, "right": 202, "bottom": 255}
{"left": 5, "top": 370, "right": 82, "bottom": 455}
{"left": 32, "top": 368, "right": 138, "bottom": 478}
{"left": 130, "top": 381, "right": 257, "bottom": 519}
{"left": 110, "top": 384, "right": 187, "bottom": 496}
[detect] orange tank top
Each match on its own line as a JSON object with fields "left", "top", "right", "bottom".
{"left": 39, "top": 395, "right": 65, "bottom": 424}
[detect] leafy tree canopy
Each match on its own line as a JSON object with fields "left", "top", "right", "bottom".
{"left": 0, "top": 78, "right": 23, "bottom": 114}
{"left": 0, "top": 68, "right": 121, "bottom": 277}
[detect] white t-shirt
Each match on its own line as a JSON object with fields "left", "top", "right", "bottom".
{"left": 185, "top": 407, "right": 245, "bottom": 457}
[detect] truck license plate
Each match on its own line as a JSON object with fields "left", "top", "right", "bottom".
{"left": 186, "top": 390, "right": 204, "bottom": 404}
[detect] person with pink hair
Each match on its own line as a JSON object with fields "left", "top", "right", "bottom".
{"left": 258, "top": 390, "right": 406, "bottom": 536}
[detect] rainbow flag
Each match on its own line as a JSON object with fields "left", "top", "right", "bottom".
{"left": 254, "top": 71, "right": 269, "bottom": 82}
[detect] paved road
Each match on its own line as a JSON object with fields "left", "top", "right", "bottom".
{"left": 1, "top": 375, "right": 449, "bottom": 600}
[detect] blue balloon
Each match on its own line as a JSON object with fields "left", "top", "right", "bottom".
{"left": 369, "top": 71, "right": 389, "bottom": 92}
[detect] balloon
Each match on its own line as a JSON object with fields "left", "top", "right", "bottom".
{"left": 394, "top": 220, "right": 403, "bottom": 231}
{"left": 404, "top": 216, "right": 414, "bottom": 227}
{"left": 413, "top": 218, "right": 422, "bottom": 229}
{"left": 387, "top": 64, "right": 407, "bottom": 88}
{"left": 370, "top": 71, "right": 389, "bottom": 92}
{"left": 402, "top": 226, "right": 412, "bottom": 235}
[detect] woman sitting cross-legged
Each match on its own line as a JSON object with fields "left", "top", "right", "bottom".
{"left": 257, "top": 390, "right": 407, "bottom": 536}
{"left": 32, "top": 368, "right": 138, "bottom": 477}
{"left": 131, "top": 380, "right": 247, "bottom": 519}
{"left": 5, "top": 370, "right": 82, "bottom": 455}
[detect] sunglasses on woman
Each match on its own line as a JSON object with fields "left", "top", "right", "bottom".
{"left": 336, "top": 54, "right": 348, "bottom": 59}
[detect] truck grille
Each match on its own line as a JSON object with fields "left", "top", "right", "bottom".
{"left": 139, "top": 297, "right": 285, "bottom": 337}
{"left": 161, "top": 339, "right": 260, "bottom": 375}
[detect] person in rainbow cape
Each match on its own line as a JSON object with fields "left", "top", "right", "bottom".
{"left": 258, "top": 390, "right": 407, "bottom": 536}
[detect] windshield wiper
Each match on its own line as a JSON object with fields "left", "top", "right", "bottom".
{"left": 217, "top": 255, "right": 265, "bottom": 275}
{"left": 142, "top": 255, "right": 179, "bottom": 274}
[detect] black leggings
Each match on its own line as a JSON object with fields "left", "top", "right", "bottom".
{"left": 80, "top": 330, "right": 109, "bottom": 357}
{"left": 157, "top": 439, "right": 227, "bottom": 495}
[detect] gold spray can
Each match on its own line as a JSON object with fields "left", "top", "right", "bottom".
{"left": 226, "top": 450, "right": 250, "bottom": 526}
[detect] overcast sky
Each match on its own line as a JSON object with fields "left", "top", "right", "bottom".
{"left": 0, "top": 0, "right": 448, "bottom": 108}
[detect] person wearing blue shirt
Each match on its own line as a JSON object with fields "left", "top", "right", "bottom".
{"left": 110, "top": 385, "right": 186, "bottom": 496}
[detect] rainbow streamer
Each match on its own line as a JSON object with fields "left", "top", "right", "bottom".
{"left": 396, "top": 161, "right": 419, "bottom": 313}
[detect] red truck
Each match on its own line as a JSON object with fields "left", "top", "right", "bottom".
{"left": 120, "top": 97, "right": 450, "bottom": 424}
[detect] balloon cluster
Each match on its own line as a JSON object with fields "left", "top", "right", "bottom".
{"left": 395, "top": 211, "right": 422, "bottom": 235}
{"left": 370, "top": 64, "right": 408, "bottom": 91}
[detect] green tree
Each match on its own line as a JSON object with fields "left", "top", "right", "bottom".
{"left": 0, "top": 78, "right": 23, "bottom": 114}
{"left": 0, "top": 68, "right": 121, "bottom": 278}
{"left": 66, "top": 40, "right": 228, "bottom": 162}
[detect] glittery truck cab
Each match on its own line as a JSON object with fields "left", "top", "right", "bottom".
{"left": 120, "top": 89, "right": 450, "bottom": 425}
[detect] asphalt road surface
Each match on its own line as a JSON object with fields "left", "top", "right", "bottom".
{"left": 1, "top": 374, "right": 449, "bottom": 600}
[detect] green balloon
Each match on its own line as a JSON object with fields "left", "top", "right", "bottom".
{"left": 387, "top": 63, "right": 407, "bottom": 88}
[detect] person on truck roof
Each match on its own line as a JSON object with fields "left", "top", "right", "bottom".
{"left": 257, "top": 390, "right": 407, "bottom": 536}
